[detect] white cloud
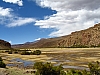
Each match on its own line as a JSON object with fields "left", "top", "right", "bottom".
{"left": 0, "top": 7, "right": 13, "bottom": 17}
{"left": 8, "top": 41, "right": 12, "bottom": 44}
{"left": 35, "top": 38, "right": 41, "bottom": 41}
{"left": 34, "top": 0, "right": 100, "bottom": 37}
{"left": 7, "top": 17, "right": 36, "bottom": 27}
{"left": 1, "top": 0, "right": 100, "bottom": 38}
{"left": 0, "top": 7, "right": 36, "bottom": 27}
{"left": 0, "top": 7, "right": 14, "bottom": 25}
{"left": 3, "top": 0, "right": 23, "bottom": 6}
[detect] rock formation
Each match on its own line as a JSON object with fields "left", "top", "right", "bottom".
{"left": 12, "top": 23, "right": 100, "bottom": 48}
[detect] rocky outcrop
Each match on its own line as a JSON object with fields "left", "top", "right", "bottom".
{"left": 0, "top": 39, "right": 11, "bottom": 49}
{"left": 12, "top": 23, "right": 100, "bottom": 48}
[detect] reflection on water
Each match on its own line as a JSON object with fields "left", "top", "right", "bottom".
{"left": 11, "top": 58, "right": 34, "bottom": 67}
{"left": 63, "top": 65, "right": 89, "bottom": 71}
{"left": 7, "top": 58, "right": 34, "bottom": 68}
{"left": 49, "top": 59, "right": 71, "bottom": 62}
{"left": 7, "top": 58, "right": 89, "bottom": 70}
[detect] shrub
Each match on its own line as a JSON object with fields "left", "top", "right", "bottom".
{"left": 33, "top": 61, "right": 100, "bottom": 75}
{"left": 14, "top": 51, "right": 18, "bottom": 54}
{"left": 34, "top": 62, "right": 65, "bottom": 75}
{"left": 33, "top": 50, "right": 41, "bottom": 55}
{"left": 0, "top": 57, "right": 3, "bottom": 61}
{"left": 66, "top": 61, "right": 100, "bottom": 75}
{"left": 69, "top": 45, "right": 89, "bottom": 48}
{"left": 88, "top": 61, "right": 100, "bottom": 75}
{"left": 8, "top": 51, "right": 12, "bottom": 54}
{"left": 21, "top": 51, "right": 30, "bottom": 55}
{"left": 67, "top": 69, "right": 83, "bottom": 75}
{"left": 0, "top": 57, "right": 6, "bottom": 68}
{"left": 0, "top": 61, "right": 6, "bottom": 68}
{"left": 5, "top": 50, "right": 9, "bottom": 53}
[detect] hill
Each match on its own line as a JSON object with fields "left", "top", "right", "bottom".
{"left": 0, "top": 39, "right": 11, "bottom": 49}
{"left": 12, "top": 23, "right": 100, "bottom": 48}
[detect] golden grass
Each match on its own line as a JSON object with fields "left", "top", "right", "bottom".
{"left": 0, "top": 67, "right": 35, "bottom": 75}
{"left": 1, "top": 48, "right": 100, "bottom": 67}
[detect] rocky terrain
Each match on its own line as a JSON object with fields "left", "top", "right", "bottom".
{"left": 0, "top": 39, "right": 11, "bottom": 49}
{"left": 12, "top": 23, "right": 100, "bottom": 48}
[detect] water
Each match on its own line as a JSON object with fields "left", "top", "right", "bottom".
{"left": 7, "top": 58, "right": 89, "bottom": 70}
{"left": 63, "top": 65, "right": 89, "bottom": 71}
{"left": 7, "top": 58, "right": 34, "bottom": 68}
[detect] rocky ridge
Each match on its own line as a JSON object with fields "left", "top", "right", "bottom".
{"left": 12, "top": 23, "right": 100, "bottom": 48}
{"left": 0, "top": 39, "right": 11, "bottom": 49}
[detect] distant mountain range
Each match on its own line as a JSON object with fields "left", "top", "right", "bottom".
{"left": 12, "top": 23, "right": 100, "bottom": 48}
{"left": 0, "top": 39, "right": 11, "bottom": 49}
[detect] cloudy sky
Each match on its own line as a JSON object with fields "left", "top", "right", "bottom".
{"left": 0, "top": 0, "right": 100, "bottom": 44}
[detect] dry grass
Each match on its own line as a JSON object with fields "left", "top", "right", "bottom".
{"left": 0, "top": 67, "right": 35, "bottom": 75}
{"left": 0, "top": 48, "right": 100, "bottom": 74}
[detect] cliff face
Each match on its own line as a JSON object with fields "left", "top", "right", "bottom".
{"left": 56, "top": 24, "right": 100, "bottom": 47}
{"left": 12, "top": 23, "right": 100, "bottom": 48}
{"left": 0, "top": 39, "right": 11, "bottom": 49}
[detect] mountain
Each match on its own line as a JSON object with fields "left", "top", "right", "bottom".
{"left": 12, "top": 23, "right": 100, "bottom": 48}
{"left": 0, "top": 39, "right": 11, "bottom": 49}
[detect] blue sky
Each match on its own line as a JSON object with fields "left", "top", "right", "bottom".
{"left": 0, "top": 0, "right": 100, "bottom": 44}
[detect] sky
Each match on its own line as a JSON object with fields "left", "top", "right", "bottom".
{"left": 0, "top": 0, "right": 100, "bottom": 44}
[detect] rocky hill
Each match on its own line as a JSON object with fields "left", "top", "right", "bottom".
{"left": 12, "top": 23, "right": 100, "bottom": 48}
{"left": 0, "top": 39, "right": 11, "bottom": 49}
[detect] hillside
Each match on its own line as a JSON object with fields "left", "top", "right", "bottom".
{"left": 0, "top": 39, "right": 11, "bottom": 49}
{"left": 12, "top": 23, "right": 100, "bottom": 48}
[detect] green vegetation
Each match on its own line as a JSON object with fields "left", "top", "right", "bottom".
{"left": 1, "top": 49, "right": 42, "bottom": 55}
{"left": 0, "top": 57, "right": 6, "bottom": 68}
{"left": 88, "top": 61, "right": 100, "bottom": 75}
{"left": 21, "top": 50, "right": 41, "bottom": 55}
{"left": 5, "top": 50, "right": 9, "bottom": 53}
{"left": 69, "top": 45, "right": 89, "bottom": 48}
{"left": 66, "top": 61, "right": 100, "bottom": 75}
{"left": 91, "top": 44, "right": 100, "bottom": 48}
{"left": 33, "top": 61, "right": 100, "bottom": 75}
{"left": 8, "top": 50, "right": 12, "bottom": 54}
{"left": 0, "top": 57, "right": 3, "bottom": 61}
{"left": 34, "top": 62, "right": 66, "bottom": 75}
{"left": 33, "top": 50, "right": 41, "bottom": 55}
{"left": 21, "top": 51, "right": 30, "bottom": 55}
{"left": 14, "top": 51, "right": 18, "bottom": 54}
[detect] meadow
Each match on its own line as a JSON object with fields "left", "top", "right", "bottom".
{"left": 0, "top": 48, "right": 100, "bottom": 75}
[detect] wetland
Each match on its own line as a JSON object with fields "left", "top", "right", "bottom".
{"left": 0, "top": 48, "right": 100, "bottom": 70}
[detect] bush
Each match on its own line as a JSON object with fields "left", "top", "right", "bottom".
{"left": 0, "top": 61, "right": 6, "bottom": 68}
{"left": 21, "top": 51, "right": 30, "bottom": 55}
{"left": 0, "top": 57, "right": 3, "bottom": 61}
{"left": 8, "top": 51, "right": 12, "bottom": 54}
{"left": 88, "top": 61, "right": 100, "bottom": 75}
{"left": 33, "top": 61, "right": 100, "bottom": 75}
{"left": 14, "top": 51, "right": 18, "bottom": 54}
{"left": 67, "top": 69, "right": 83, "bottom": 75}
{"left": 33, "top": 50, "right": 41, "bottom": 55}
{"left": 69, "top": 45, "right": 89, "bottom": 48}
{"left": 34, "top": 62, "right": 65, "bottom": 75}
{"left": 5, "top": 50, "right": 9, "bottom": 53}
{"left": 66, "top": 61, "right": 100, "bottom": 75}
{"left": 0, "top": 57, "right": 6, "bottom": 68}
{"left": 20, "top": 50, "right": 41, "bottom": 55}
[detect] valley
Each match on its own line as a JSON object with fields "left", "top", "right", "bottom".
{"left": 0, "top": 48, "right": 100, "bottom": 70}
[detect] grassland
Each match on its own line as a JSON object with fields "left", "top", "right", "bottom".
{"left": 1, "top": 48, "right": 100, "bottom": 66}
{"left": 0, "top": 48, "right": 100, "bottom": 74}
